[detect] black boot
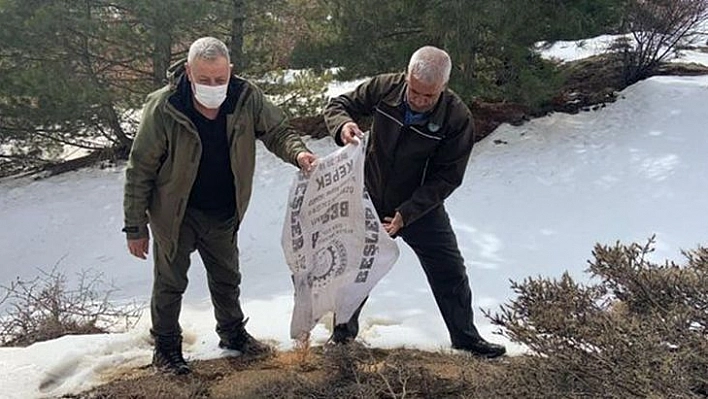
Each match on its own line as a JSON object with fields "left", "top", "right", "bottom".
{"left": 453, "top": 338, "right": 506, "bottom": 359}
{"left": 327, "top": 323, "right": 356, "bottom": 345}
{"left": 153, "top": 335, "right": 191, "bottom": 375}
{"left": 218, "top": 318, "right": 272, "bottom": 357}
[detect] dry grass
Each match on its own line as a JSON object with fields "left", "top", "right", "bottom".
{"left": 67, "top": 345, "right": 514, "bottom": 399}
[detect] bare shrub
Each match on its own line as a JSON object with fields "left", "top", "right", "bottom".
{"left": 0, "top": 261, "right": 142, "bottom": 346}
{"left": 611, "top": 0, "right": 708, "bottom": 84}
{"left": 490, "top": 236, "right": 708, "bottom": 398}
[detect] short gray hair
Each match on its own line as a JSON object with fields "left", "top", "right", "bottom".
{"left": 407, "top": 46, "right": 451, "bottom": 86}
{"left": 188, "top": 37, "right": 230, "bottom": 64}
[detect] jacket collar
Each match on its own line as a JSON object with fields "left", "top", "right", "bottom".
{"left": 380, "top": 73, "right": 449, "bottom": 129}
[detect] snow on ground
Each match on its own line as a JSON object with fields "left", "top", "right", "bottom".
{"left": 538, "top": 30, "right": 708, "bottom": 67}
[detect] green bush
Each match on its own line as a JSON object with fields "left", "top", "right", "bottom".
{"left": 490, "top": 237, "right": 708, "bottom": 398}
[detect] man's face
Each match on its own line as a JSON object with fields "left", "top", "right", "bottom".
{"left": 405, "top": 74, "right": 445, "bottom": 113}
{"left": 186, "top": 56, "right": 231, "bottom": 87}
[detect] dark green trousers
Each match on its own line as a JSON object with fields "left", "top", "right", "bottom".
{"left": 150, "top": 207, "right": 244, "bottom": 340}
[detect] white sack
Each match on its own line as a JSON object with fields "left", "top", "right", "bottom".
{"left": 282, "top": 137, "right": 399, "bottom": 339}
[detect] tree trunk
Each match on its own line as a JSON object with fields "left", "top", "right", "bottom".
{"left": 230, "top": 0, "right": 246, "bottom": 72}
{"left": 152, "top": 28, "right": 172, "bottom": 86}
{"left": 103, "top": 105, "right": 132, "bottom": 148}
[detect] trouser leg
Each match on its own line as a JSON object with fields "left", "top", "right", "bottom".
{"left": 399, "top": 205, "right": 481, "bottom": 347}
{"left": 332, "top": 297, "right": 368, "bottom": 341}
{"left": 192, "top": 209, "right": 245, "bottom": 339}
{"left": 150, "top": 213, "right": 198, "bottom": 338}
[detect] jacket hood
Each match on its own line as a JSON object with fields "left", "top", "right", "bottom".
{"left": 166, "top": 58, "right": 188, "bottom": 90}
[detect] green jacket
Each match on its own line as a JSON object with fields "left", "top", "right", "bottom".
{"left": 324, "top": 72, "right": 475, "bottom": 227}
{"left": 123, "top": 61, "right": 308, "bottom": 260}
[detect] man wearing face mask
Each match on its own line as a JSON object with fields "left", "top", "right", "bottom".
{"left": 323, "top": 46, "right": 506, "bottom": 359}
{"left": 123, "top": 37, "right": 316, "bottom": 375}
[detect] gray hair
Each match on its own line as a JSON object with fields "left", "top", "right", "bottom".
{"left": 407, "top": 46, "right": 451, "bottom": 86}
{"left": 187, "top": 37, "right": 230, "bottom": 64}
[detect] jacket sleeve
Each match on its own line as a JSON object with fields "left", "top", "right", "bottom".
{"left": 396, "top": 109, "right": 475, "bottom": 226}
{"left": 251, "top": 85, "right": 309, "bottom": 166}
{"left": 123, "top": 96, "right": 168, "bottom": 239}
{"left": 323, "top": 76, "right": 385, "bottom": 146}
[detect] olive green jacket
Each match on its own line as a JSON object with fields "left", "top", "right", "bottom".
{"left": 123, "top": 61, "right": 308, "bottom": 260}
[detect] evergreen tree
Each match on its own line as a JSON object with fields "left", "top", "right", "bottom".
{"left": 293, "top": 0, "right": 625, "bottom": 107}
{"left": 0, "top": 0, "right": 221, "bottom": 170}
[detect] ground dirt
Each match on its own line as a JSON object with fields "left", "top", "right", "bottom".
{"left": 65, "top": 344, "right": 516, "bottom": 399}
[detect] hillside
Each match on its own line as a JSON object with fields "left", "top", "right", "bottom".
{"left": 2, "top": 38, "right": 708, "bottom": 399}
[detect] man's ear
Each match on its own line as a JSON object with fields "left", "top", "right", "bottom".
{"left": 185, "top": 63, "right": 192, "bottom": 80}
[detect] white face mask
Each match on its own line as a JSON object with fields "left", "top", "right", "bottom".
{"left": 192, "top": 82, "right": 228, "bottom": 109}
